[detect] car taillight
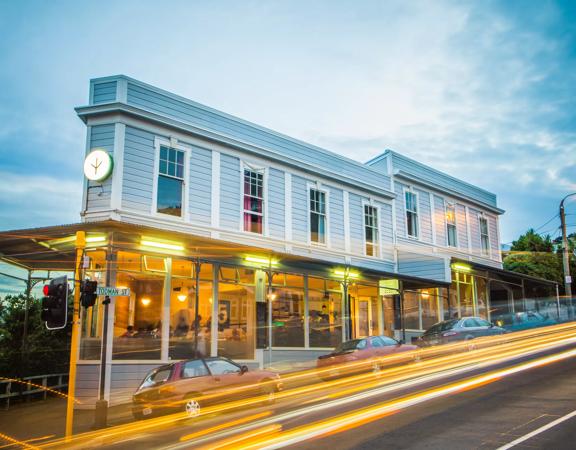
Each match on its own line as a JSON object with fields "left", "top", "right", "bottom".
{"left": 442, "top": 331, "right": 458, "bottom": 337}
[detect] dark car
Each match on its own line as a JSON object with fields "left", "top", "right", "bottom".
{"left": 493, "top": 311, "right": 557, "bottom": 332}
{"left": 317, "top": 336, "right": 419, "bottom": 379}
{"left": 132, "top": 357, "right": 282, "bottom": 419}
{"left": 417, "top": 317, "right": 505, "bottom": 347}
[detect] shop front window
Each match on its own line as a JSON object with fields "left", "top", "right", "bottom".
{"left": 80, "top": 250, "right": 106, "bottom": 360}
{"left": 403, "top": 292, "right": 420, "bottom": 330}
{"left": 349, "top": 284, "right": 381, "bottom": 338}
{"left": 475, "top": 277, "right": 488, "bottom": 319}
{"left": 169, "top": 260, "right": 213, "bottom": 360}
{"left": 113, "top": 252, "right": 164, "bottom": 360}
{"left": 308, "top": 277, "right": 342, "bottom": 348}
{"left": 217, "top": 267, "right": 255, "bottom": 359}
{"left": 420, "top": 290, "right": 439, "bottom": 329}
{"left": 457, "top": 272, "right": 474, "bottom": 317}
{"left": 271, "top": 273, "right": 305, "bottom": 347}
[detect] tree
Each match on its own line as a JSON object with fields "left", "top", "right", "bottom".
{"left": 503, "top": 229, "right": 576, "bottom": 289}
{"left": 0, "top": 293, "right": 70, "bottom": 378}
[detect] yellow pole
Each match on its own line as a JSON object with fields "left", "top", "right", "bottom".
{"left": 65, "top": 231, "right": 85, "bottom": 440}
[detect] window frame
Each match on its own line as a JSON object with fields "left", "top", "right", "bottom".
{"left": 445, "top": 201, "right": 458, "bottom": 248}
{"left": 404, "top": 188, "right": 420, "bottom": 239}
{"left": 241, "top": 163, "right": 267, "bottom": 235}
{"left": 362, "top": 201, "right": 381, "bottom": 258}
{"left": 152, "top": 137, "right": 190, "bottom": 221}
{"left": 478, "top": 215, "right": 490, "bottom": 256}
{"left": 308, "top": 184, "right": 329, "bottom": 246}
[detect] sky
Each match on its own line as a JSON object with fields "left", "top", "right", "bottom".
{"left": 0, "top": 0, "right": 575, "bottom": 278}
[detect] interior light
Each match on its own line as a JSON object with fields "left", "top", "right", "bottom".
{"left": 421, "top": 290, "right": 430, "bottom": 300}
{"left": 177, "top": 294, "right": 187, "bottom": 302}
{"left": 333, "top": 269, "right": 359, "bottom": 279}
{"left": 451, "top": 263, "right": 472, "bottom": 273}
{"left": 245, "top": 256, "right": 277, "bottom": 265}
{"left": 141, "top": 239, "right": 184, "bottom": 251}
{"left": 86, "top": 236, "right": 106, "bottom": 243}
{"left": 141, "top": 298, "right": 151, "bottom": 306}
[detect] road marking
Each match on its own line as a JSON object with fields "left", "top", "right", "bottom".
{"left": 496, "top": 409, "right": 576, "bottom": 450}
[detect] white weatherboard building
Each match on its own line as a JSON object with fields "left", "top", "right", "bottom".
{"left": 0, "top": 76, "right": 555, "bottom": 408}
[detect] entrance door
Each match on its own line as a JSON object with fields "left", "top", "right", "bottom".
{"left": 356, "top": 299, "right": 372, "bottom": 337}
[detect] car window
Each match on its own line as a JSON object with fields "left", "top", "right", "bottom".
{"left": 357, "top": 339, "right": 367, "bottom": 349}
{"left": 371, "top": 337, "right": 385, "bottom": 347}
{"left": 527, "top": 312, "right": 543, "bottom": 322}
{"left": 476, "top": 319, "right": 492, "bottom": 327}
{"left": 182, "top": 360, "right": 209, "bottom": 379}
{"left": 463, "top": 319, "right": 478, "bottom": 328}
{"left": 380, "top": 336, "right": 399, "bottom": 346}
{"left": 140, "top": 367, "right": 172, "bottom": 389}
{"left": 206, "top": 359, "right": 241, "bottom": 375}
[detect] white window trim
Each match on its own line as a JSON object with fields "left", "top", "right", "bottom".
{"left": 478, "top": 214, "right": 491, "bottom": 257}
{"left": 307, "top": 183, "right": 330, "bottom": 247}
{"left": 239, "top": 161, "right": 268, "bottom": 236}
{"left": 403, "top": 187, "right": 420, "bottom": 240}
{"left": 151, "top": 137, "right": 190, "bottom": 222}
{"left": 445, "top": 200, "right": 458, "bottom": 248}
{"left": 361, "top": 199, "right": 381, "bottom": 259}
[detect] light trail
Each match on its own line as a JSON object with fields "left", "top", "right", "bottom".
{"left": 229, "top": 348, "right": 576, "bottom": 449}
{"left": 39, "top": 322, "right": 576, "bottom": 449}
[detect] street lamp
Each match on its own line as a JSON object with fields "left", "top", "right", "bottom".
{"left": 560, "top": 193, "right": 576, "bottom": 307}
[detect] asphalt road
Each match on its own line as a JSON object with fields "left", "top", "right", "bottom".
{"left": 298, "top": 352, "right": 576, "bottom": 450}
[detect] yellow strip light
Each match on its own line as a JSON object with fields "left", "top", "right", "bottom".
{"left": 245, "top": 256, "right": 277, "bottom": 265}
{"left": 86, "top": 236, "right": 106, "bottom": 243}
{"left": 451, "top": 263, "right": 471, "bottom": 273}
{"left": 333, "top": 270, "right": 359, "bottom": 279}
{"left": 141, "top": 239, "right": 184, "bottom": 251}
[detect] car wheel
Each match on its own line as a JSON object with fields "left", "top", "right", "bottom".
{"left": 183, "top": 397, "right": 202, "bottom": 418}
{"left": 412, "top": 352, "right": 422, "bottom": 363}
{"left": 371, "top": 360, "right": 382, "bottom": 374}
{"left": 465, "top": 336, "right": 476, "bottom": 351}
{"left": 132, "top": 410, "right": 145, "bottom": 421}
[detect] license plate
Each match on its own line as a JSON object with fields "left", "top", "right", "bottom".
{"left": 142, "top": 407, "right": 152, "bottom": 416}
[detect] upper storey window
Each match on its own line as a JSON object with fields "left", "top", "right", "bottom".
{"left": 157, "top": 145, "right": 185, "bottom": 217}
{"left": 243, "top": 168, "right": 264, "bottom": 234}
{"left": 310, "top": 188, "right": 327, "bottom": 244}
{"left": 445, "top": 203, "right": 457, "bottom": 247}
{"left": 364, "top": 205, "right": 380, "bottom": 257}
{"left": 479, "top": 216, "right": 490, "bottom": 256}
{"left": 405, "top": 191, "right": 419, "bottom": 238}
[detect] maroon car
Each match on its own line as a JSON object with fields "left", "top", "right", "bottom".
{"left": 317, "top": 336, "right": 419, "bottom": 379}
{"left": 132, "top": 357, "right": 282, "bottom": 419}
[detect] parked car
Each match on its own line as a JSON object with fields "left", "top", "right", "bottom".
{"left": 132, "top": 357, "right": 282, "bottom": 419}
{"left": 317, "top": 336, "right": 419, "bottom": 379}
{"left": 416, "top": 317, "right": 505, "bottom": 347}
{"left": 493, "top": 311, "right": 557, "bottom": 332}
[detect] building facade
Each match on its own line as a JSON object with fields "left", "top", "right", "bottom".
{"left": 0, "top": 75, "right": 557, "bottom": 408}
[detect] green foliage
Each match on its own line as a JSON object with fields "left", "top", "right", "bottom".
{"left": 0, "top": 294, "right": 70, "bottom": 378}
{"left": 510, "top": 229, "right": 554, "bottom": 252}
{"left": 504, "top": 229, "right": 576, "bottom": 289}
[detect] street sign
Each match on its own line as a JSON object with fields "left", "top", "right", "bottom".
{"left": 96, "top": 287, "right": 131, "bottom": 296}
{"left": 566, "top": 275, "right": 572, "bottom": 284}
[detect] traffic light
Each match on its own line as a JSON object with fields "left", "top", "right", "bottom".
{"left": 81, "top": 280, "right": 98, "bottom": 308}
{"left": 41, "top": 275, "right": 69, "bottom": 330}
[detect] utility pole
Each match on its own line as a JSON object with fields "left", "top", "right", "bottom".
{"left": 560, "top": 193, "right": 575, "bottom": 318}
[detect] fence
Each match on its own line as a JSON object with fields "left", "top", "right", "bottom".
{"left": 0, "top": 373, "right": 68, "bottom": 409}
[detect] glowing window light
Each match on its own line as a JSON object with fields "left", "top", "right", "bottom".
{"left": 141, "top": 239, "right": 184, "bottom": 251}
{"left": 141, "top": 298, "right": 151, "bottom": 306}
{"left": 333, "top": 269, "right": 359, "bottom": 279}
{"left": 177, "top": 294, "right": 187, "bottom": 302}
{"left": 86, "top": 236, "right": 106, "bottom": 243}
{"left": 244, "top": 256, "right": 277, "bottom": 265}
{"left": 451, "top": 263, "right": 472, "bottom": 273}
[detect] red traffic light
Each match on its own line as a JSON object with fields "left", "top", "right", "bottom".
{"left": 43, "top": 285, "right": 50, "bottom": 296}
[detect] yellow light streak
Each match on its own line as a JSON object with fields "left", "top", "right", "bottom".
{"left": 0, "top": 432, "right": 40, "bottom": 450}
{"left": 0, "top": 377, "right": 80, "bottom": 403}
{"left": 39, "top": 322, "right": 576, "bottom": 449}
{"left": 179, "top": 411, "right": 271, "bottom": 442}
{"left": 141, "top": 239, "right": 184, "bottom": 251}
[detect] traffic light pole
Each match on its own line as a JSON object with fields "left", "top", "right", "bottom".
{"left": 65, "top": 231, "right": 85, "bottom": 440}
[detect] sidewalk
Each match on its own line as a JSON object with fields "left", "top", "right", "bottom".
{"left": 0, "top": 397, "right": 133, "bottom": 447}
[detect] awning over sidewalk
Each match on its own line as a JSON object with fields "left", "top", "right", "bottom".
{"left": 0, "top": 220, "right": 449, "bottom": 290}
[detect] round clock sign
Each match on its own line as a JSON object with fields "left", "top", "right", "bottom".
{"left": 84, "top": 149, "right": 113, "bottom": 182}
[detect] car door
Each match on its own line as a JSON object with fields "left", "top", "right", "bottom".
{"left": 461, "top": 318, "right": 482, "bottom": 338}
{"left": 205, "top": 358, "right": 254, "bottom": 399}
{"left": 172, "top": 359, "right": 213, "bottom": 405}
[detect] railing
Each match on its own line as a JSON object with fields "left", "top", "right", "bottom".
{"left": 0, "top": 373, "right": 68, "bottom": 409}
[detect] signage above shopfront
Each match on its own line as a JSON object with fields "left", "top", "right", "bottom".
{"left": 96, "top": 287, "right": 130, "bottom": 297}
{"left": 84, "top": 149, "right": 113, "bottom": 182}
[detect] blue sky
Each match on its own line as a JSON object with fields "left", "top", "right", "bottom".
{"left": 0, "top": 0, "right": 575, "bottom": 257}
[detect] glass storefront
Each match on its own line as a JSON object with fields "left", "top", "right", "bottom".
{"left": 169, "top": 260, "right": 213, "bottom": 359}
{"left": 308, "top": 277, "right": 342, "bottom": 348}
{"left": 349, "top": 284, "right": 382, "bottom": 338}
{"left": 217, "top": 267, "right": 256, "bottom": 359}
{"left": 403, "top": 289, "right": 441, "bottom": 330}
{"left": 271, "top": 273, "right": 305, "bottom": 347}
